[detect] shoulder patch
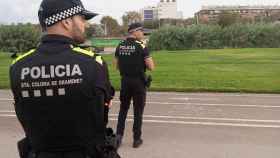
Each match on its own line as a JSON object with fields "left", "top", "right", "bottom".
{"left": 119, "top": 40, "right": 126, "bottom": 45}
{"left": 135, "top": 41, "right": 146, "bottom": 49}
{"left": 73, "top": 47, "right": 95, "bottom": 57}
{"left": 95, "top": 55, "right": 103, "bottom": 65}
{"left": 11, "top": 49, "right": 36, "bottom": 65}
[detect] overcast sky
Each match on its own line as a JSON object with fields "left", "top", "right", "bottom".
{"left": 1, "top": 0, "right": 280, "bottom": 24}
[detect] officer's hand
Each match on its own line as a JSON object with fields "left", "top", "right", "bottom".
{"left": 105, "top": 100, "right": 113, "bottom": 108}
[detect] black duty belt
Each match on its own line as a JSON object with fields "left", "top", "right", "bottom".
{"left": 35, "top": 150, "right": 91, "bottom": 158}
{"left": 121, "top": 75, "right": 142, "bottom": 79}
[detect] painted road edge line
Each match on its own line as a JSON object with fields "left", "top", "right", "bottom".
{"left": 2, "top": 114, "right": 280, "bottom": 128}
{"left": 2, "top": 111, "right": 280, "bottom": 124}
{"left": 110, "top": 118, "right": 280, "bottom": 128}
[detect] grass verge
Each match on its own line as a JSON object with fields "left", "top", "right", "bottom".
{"left": 1, "top": 48, "right": 280, "bottom": 93}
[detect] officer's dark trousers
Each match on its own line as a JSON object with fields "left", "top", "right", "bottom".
{"left": 116, "top": 77, "right": 146, "bottom": 140}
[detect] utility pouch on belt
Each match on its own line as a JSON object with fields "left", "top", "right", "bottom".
{"left": 102, "top": 128, "right": 121, "bottom": 158}
{"left": 86, "top": 128, "right": 121, "bottom": 158}
{"left": 17, "top": 137, "right": 32, "bottom": 158}
{"left": 144, "top": 75, "right": 152, "bottom": 88}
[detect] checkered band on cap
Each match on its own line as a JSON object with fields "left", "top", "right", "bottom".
{"left": 45, "top": 5, "right": 84, "bottom": 26}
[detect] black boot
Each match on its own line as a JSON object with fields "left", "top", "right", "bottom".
{"left": 133, "top": 139, "right": 143, "bottom": 148}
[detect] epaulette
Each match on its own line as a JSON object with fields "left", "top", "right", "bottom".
{"left": 72, "top": 46, "right": 95, "bottom": 57}
{"left": 94, "top": 55, "right": 103, "bottom": 65}
{"left": 135, "top": 40, "right": 146, "bottom": 49}
{"left": 119, "top": 40, "right": 125, "bottom": 45}
{"left": 11, "top": 49, "right": 36, "bottom": 65}
{"left": 72, "top": 46, "right": 103, "bottom": 65}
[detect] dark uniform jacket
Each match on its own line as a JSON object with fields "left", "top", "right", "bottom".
{"left": 115, "top": 37, "right": 150, "bottom": 78}
{"left": 10, "top": 35, "right": 112, "bottom": 152}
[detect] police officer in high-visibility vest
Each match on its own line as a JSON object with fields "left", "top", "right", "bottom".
{"left": 114, "top": 23, "right": 155, "bottom": 148}
{"left": 9, "top": 0, "right": 119, "bottom": 157}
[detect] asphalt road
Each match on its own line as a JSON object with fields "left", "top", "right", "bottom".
{"left": 0, "top": 90, "right": 280, "bottom": 158}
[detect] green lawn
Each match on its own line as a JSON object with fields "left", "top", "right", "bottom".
{"left": 0, "top": 53, "right": 12, "bottom": 89}
{"left": 91, "top": 38, "right": 121, "bottom": 47}
{"left": 103, "top": 48, "right": 280, "bottom": 93}
{"left": 1, "top": 48, "right": 280, "bottom": 93}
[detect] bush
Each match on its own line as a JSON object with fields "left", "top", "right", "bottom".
{"left": 191, "top": 25, "right": 223, "bottom": 49}
{"left": 148, "top": 25, "right": 224, "bottom": 50}
{"left": 148, "top": 26, "right": 186, "bottom": 50}
{"left": 148, "top": 23, "right": 280, "bottom": 50}
{"left": 247, "top": 24, "right": 280, "bottom": 48}
{"left": 222, "top": 24, "right": 251, "bottom": 48}
{"left": 0, "top": 23, "right": 41, "bottom": 53}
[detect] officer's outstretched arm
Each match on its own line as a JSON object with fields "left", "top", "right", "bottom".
{"left": 140, "top": 43, "right": 155, "bottom": 71}
{"left": 145, "top": 57, "right": 155, "bottom": 71}
{"left": 102, "top": 60, "right": 115, "bottom": 107}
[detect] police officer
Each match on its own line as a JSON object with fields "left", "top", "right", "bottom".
{"left": 10, "top": 0, "right": 116, "bottom": 157}
{"left": 114, "top": 23, "right": 155, "bottom": 148}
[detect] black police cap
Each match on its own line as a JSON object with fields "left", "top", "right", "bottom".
{"left": 128, "top": 23, "right": 144, "bottom": 33}
{"left": 38, "top": 0, "right": 98, "bottom": 28}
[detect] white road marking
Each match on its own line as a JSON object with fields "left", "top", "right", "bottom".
{"left": 1, "top": 111, "right": 279, "bottom": 124}
{"left": 1, "top": 113, "right": 280, "bottom": 128}
{"left": 112, "top": 101, "right": 280, "bottom": 108}
{"left": 2, "top": 99, "right": 278, "bottom": 108}
{"left": 170, "top": 97, "right": 220, "bottom": 101}
{"left": 0, "top": 98, "right": 13, "bottom": 101}
{"left": 148, "top": 92, "right": 280, "bottom": 98}
{"left": 0, "top": 111, "right": 14, "bottom": 113}
{"left": 0, "top": 114, "right": 16, "bottom": 117}
{"left": 109, "top": 118, "right": 280, "bottom": 128}
{"left": 2, "top": 110, "right": 280, "bottom": 124}
{"left": 1, "top": 91, "right": 280, "bottom": 99}
{"left": 170, "top": 97, "right": 190, "bottom": 101}
{"left": 109, "top": 114, "right": 280, "bottom": 123}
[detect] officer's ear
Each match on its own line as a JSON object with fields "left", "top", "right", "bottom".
{"left": 61, "top": 18, "right": 73, "bottom": 31}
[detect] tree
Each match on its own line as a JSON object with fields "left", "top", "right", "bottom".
{"left": 85, "top": 24, "right": 105, "bottom": 38}
{"left": 122, "top": 11, "right": 142, "bottom": 31}
{"left": 100, "top": 16, "right": 121, "bottom": 37}
{"left": 217, "top": 12, "right": 240, "bottom": 27}
{"left": 184, "top": 18, "right": 196, "bottom": 25}
{"left": 156, "top": 18, "right": 194, "bottom": 27}
{"left": 0, "top": 23, "right": 41, "bottom": 53}
{"left": 143, "top": 20, "right": 160, "bottom": 29}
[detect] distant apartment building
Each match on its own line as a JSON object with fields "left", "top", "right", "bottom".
{"left": 140, "top": 0, "right": 183, "bottom": 21}
{"left": 140, "top": 6, "right": 159, "bottom": 21}
{"left": 195, "top": 5, "right": 280, "bottom": 24}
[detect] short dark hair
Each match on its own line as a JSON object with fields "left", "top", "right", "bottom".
{"left": 128, "top": 23, "right": 143, "bottom": 33}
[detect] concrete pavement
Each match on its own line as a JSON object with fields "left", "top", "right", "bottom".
{"left": 0, "top": 90, "right": 280, "bottom": 158}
